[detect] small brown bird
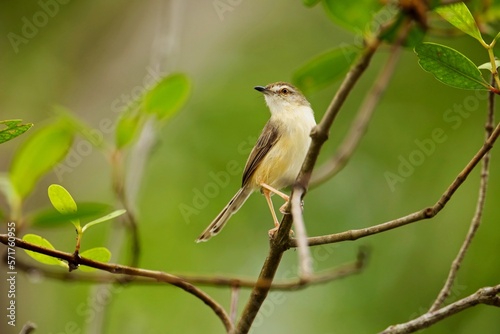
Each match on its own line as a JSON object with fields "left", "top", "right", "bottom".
{"left": 196, "top": 82, "right": 316, "bottom": 242}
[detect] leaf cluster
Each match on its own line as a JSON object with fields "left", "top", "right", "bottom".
{"left": 1, "top": 73, "right": 190, "bottom": 271}
{"left": 296, "top": 1, "right": 500, "bottom": 94}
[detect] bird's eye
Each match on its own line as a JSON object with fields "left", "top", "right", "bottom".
{"left": 280, "top": 88, "right": 289, "bottom": 94}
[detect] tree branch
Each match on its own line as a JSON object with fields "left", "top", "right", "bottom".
{"left": 379, "top": 284, "right": 500, "bottom": 334}
{"left": 291, "top": 120, "right": 500, "bottom": 248}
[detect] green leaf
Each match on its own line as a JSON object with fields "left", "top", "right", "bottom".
{"left": 303, "top": 0, "right": 321, "bottom": 7}
{"left": 322, "top": 0, "right": 383, "bottom": 32}
{"left": 82, "top": 209, "right": 126, "bottom": 232}
{"left": 115, "top": 109, "right": 143, "bottom": 149}
{"left": 0, "top": 120, "right": 33, "bottom": 144}
{"left": 414, "top": 42, "right": 490, "bottom": 90}
{"left": 10, "top": 121, "right": 74, "bottom": 199}
{"left": 79, "top": 247, "right": 111, "bottom": 272}
{"left": 293, "top": 45, "right": 360, "bottom": 93}
{"left": 48, "top": 184, "right": 77, "bottom": 213}
{"left": 435, "top": 2, "right": 485, "bottom": 44}
{"left": 31, "top": 202, "right": 112, "bottom": 228}
{"left": 143, "top": 73, "right": 191, "bottom": 120}
{"left": 47, "top": 184, "right": 80, "bottom": 228}
{"left": 22, "top": 234, "right": 67, "bottom": 267}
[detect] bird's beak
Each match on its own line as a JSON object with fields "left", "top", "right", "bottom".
{"left": 254, "top": 86, "right": 270, "bottom": 95}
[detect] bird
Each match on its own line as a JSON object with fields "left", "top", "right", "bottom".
{"left": 195, "top": 82, "right": 316, "bottom": 242}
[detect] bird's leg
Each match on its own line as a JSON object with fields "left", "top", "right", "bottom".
{"left": 260, "top": 183, "right": 289, "bottom": 201}
{"left": 260, "top": 182, "right": 290, "bottom": 215}
{"left": 262, "top": 188, "right": 280, "bottom": 238}
{"left": 259, "top": 182, "right": 303, "bottom": 215}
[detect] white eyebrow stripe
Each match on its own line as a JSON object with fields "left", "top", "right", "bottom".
{"left": 270, "top": 84, "right": 294, "bottom": 92}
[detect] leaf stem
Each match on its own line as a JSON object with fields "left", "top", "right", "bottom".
{"left": 485, "top": 46, "right": 500, "bottom": 88}
{"left": 75, "top": 225, "right": 82, "bottom": 253}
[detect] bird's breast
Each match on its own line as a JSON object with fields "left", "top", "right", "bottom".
{"left": 253, "top": 112, "right": 315, "bottom": 190}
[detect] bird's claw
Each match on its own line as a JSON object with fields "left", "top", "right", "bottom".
{"left": 268, "top": 226, "right": 295, "bottom": 239}
{"left": 279, "top": 200, "right": 304, "bottom": 214}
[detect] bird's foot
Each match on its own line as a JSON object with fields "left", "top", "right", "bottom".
{"left": 279, "top": 200, "right": 304, "bottom": 214}
{"left": 268, "top": 225, "right": 295, "bottom": 239}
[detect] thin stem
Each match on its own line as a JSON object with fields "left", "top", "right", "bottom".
{"left": 428, "top": 77, "right": 496, "bottom": 312}
{"left": 74, "top": 226, "right": 82, "bottom": 253}
{"left": 291, "top": 186, "right": 313, "bottom": 280}
{"left": 230, "top": 286, "right": 240, "bottom": 330}
{"left": 20, "top": 322, "right": 37, "bottom": 334}
{"left": 486, "top": 47, "right": 500, "bottom": 89}
{"left": 111, "top": 149, "right": 141, "bottom": 268}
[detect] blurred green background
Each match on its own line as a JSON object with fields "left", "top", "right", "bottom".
{"left": 1, "top": 1, "right": 499, "bottom": 333}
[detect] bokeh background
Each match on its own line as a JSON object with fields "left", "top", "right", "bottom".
{"left": 1, "top": 1, "right": 499, "bottom": 333}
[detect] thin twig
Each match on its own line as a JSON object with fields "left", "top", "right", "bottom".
{"left": 378, "top": 284, "right": 500, "bottom": 334}
{"left": 428, "top": 78, "right": 496, "bottom": 312}
{"left": 20, "top": 321, "right": 37, "bottom": 334}
{"left": 310, "top": 20, "right": 408, "bottom": 187}
{"left": 291, "top": 120, "right": 500, "bottom": 248}
{"left": 230, "top": 285, "right": 240, "bottom": 329}
{"left": 234, "top": 35, "right": 382, "bottom": 334}
{"left": 290, "top": 186, "right": 312, "bottom": 280}
{"left": 110, "top": 149, "right": 141, "bottom": 268}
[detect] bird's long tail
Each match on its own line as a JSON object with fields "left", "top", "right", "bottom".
{"left": 195, "top": 187, "right": 252, "bottom": 242}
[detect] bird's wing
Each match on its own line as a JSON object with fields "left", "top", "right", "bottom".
{"left": 241, "top": 120, "right": 281, "bottom": 187}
